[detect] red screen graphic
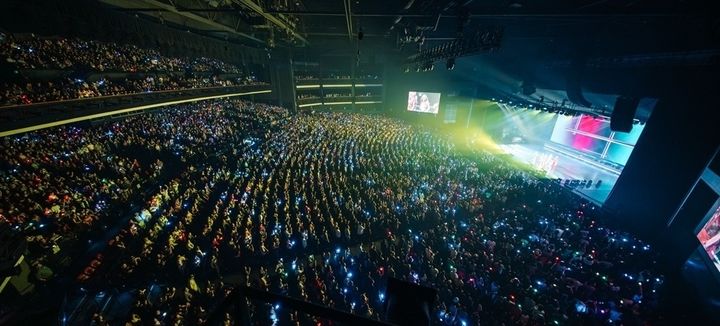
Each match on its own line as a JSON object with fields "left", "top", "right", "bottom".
{"left": 698, "top": 205, "right": 720, "bottom": 273}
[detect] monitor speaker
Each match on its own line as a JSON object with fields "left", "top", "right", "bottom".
{"left": 611, "top": 96, "right": 640, "bottom": 132}
{"left": 384, "top": 278, "right": 437, "bottom": 326}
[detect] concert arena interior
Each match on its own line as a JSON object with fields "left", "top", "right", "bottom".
{"left": 1, "top": 1, "right": 720, "bottom": 325}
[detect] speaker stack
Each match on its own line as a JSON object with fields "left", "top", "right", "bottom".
{"left": 611, "top": 96, "right": 640, "bottom": 132}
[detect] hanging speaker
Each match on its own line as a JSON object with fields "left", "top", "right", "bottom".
{"left": 611, "top": 96, "right": 640, "bottom": 132}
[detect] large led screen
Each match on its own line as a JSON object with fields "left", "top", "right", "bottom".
{"left": 550, "top": 114, "right": 645, "bottom": 166}
{"left": 407, "top": 91, "right": 441, "bottom": 114}
{"left": 698, "top": 204, "right": 720, "bottom": 273}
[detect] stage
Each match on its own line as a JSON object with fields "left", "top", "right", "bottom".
{"left": 499, "top": 143, "right": 621, "bottom": 205}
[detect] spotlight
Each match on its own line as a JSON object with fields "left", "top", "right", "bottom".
{"left": 421, "top": 61, "right": 434, "bottom": 72}
{"left": 446, "top": 58, "right": 455, "bottom": 70}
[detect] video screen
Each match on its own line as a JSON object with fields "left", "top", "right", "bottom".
{"left": 550, "top": 114, "right": 645, "bottom": 166}
{"left": 698, "top": 204, "right": 720, "bottom": 273}
{"left": 407, "top": 91, "right": 441, "bottom": 114}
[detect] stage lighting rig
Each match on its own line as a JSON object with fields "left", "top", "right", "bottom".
{"left": 419, "top": 61, "right": 434, "bottom": 72}
{"left": 446, "top": 58, "right": 456, "bottom": 70}
{"left": 405, "top": 27, "right": 502, "bottom": 70}
{"left": 496, "top": 94, "right": 605, "bottom": 118}
{"left": 398, "top": 27, "right": 428, "bottom": 53}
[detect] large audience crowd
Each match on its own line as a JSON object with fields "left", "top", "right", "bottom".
{"left": 0, "top": 75, "right": 259, "bottom": 106}
{"left": 0, "top": 100, "right": 663, "bottom": 326}
{"left": 0, "top": 33, "right": 241, "bottom": 73}
{"left": 294, "top": 74, "right": 380, "bottom": 81}
{"left": 0, "top": 33, "right": 264, "bottom": 106}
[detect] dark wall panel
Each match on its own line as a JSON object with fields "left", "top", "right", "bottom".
{"left": 270, "top": 50, "right": 296, "bottom": 111}
{"left": 604, "top": 90, "right": 720, "bottom": 268}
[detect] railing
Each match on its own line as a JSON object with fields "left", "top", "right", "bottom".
{"left": 206, "top": 286, "right": 394, "bottom": 326}
{"left": 295, "top": 78, "right": 382, "bottom": 86}
{"left": 296, "top": 97, "right": 323, "bottom": 105}
{"left": 0, "top": 84, "right": 269, "bottom": 111}
{"left": 0, "top": 84, "right": 273, "bottom": 136}
{"left": 10, "top": 68, "right": 251, "bottom": 82}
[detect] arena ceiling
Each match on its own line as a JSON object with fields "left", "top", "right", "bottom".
{"left": 100, "top": 1, "right": 717, "bottom": 46}
{"left": 100, "top": 0, "right": 719, "bottom": 115}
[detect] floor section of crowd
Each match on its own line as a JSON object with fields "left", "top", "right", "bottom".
{"left": 0, "top": 101, "right": 663, "bottom": 326}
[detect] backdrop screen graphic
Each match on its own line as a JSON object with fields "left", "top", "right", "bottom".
{"left": 407, "top": 91, "right": 441, "bottom": 114}
{"left": 698, "top": 204, "right": 720, "bottom": 273}
{"left": 550, "top": 114, "right": 645, "bottom": 166}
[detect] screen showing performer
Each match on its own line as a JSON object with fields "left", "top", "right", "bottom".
{"left": 407, "top": 91, "right": 441, "bottom": 114}
{"left": 698, "top": 204, "right": 720, "bottom": 273}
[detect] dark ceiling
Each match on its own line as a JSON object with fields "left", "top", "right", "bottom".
{"left": 94, "top": 1, "right": 720, "bottom": 115}
{"left": 99, "top": 1, "right": 719, "bottom": 48}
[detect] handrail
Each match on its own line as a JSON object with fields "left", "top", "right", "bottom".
{"left": 13, "top": 68, "right": 250, "bottom": 76}
{"left": 0, "top": 84, "right": 270, "bottom": 110}
{"left": 206, "top": 286, "right": 394, "bottom": 326}
{"left": 0, "top": 89, "right": 272, "bottom": 137}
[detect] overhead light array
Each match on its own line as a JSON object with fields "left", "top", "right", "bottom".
{"left": 404, "top": 27, "right": 503, "bottom": 72}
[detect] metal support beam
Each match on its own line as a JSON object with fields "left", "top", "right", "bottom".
{"left": 207, "top": 286, "right": 393, "bottom": 326}
{"left": 117, "top": 0, "right": 264, "bottom": 44}
{"left": 114, "top": 8, "right": 706, "bottom": 18}
{"left": 264, "top": 10, "right": 709, "bottom": 18}
{"left": 343, "top": 0, "right": 353, "bottom": 40}
{"left": 234, "top": 0, "right": 309, "bottom": 45}
{"left": 114, "top": 7, "right": 242, "bottom": 12}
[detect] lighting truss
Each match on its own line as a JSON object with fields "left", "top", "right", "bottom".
{"left": 405, "top": 27, "right": 503, "bottom": 69}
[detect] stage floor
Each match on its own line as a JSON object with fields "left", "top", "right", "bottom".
{"left": 499, "top": 143, "right": 620, "bottom": 205}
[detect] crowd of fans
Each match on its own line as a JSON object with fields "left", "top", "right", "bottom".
{"left": 296, "top": 93, "right": 320, "bottom": 100}
{"left": 296, "top": 92, "right": 378, "bottom": 101}
{"left": 0, "top": 101, "right": 663, "bottom": 325}
{"left": 0, "top": 33, "right": 242, "bottom": 73}
{"left": 324, "top": 92, "right": 353, "bottom": 98}
{"left": 356, "top": 74, "right": 381, "bottom": 80}
{"left": 0, "top": 33, "right": 265, "bottom": 106}
{"left": 295, "top": 75, "right": 320, "bottom": 81}
{"left": 295, "top": 74, "right": 381, "bottom": 81}
{"left": 356, "top": 91, "right": 380, "bottom": 97}
{"left": 0, "top": 75, "right": 261, "bottom": 106}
